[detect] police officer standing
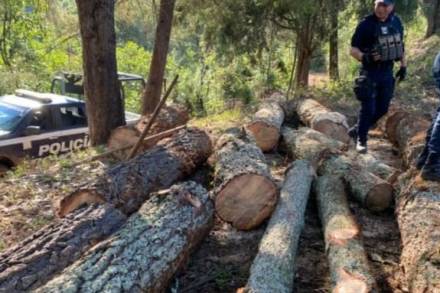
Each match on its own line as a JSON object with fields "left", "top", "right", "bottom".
{"left": 349, "top": 0, "right": 407, "bottom": 153}
{"left": 416, "top": 52, "right": 440, "bottom": 181}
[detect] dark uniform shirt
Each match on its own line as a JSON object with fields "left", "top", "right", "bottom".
{"left": 351, "top": 13, "right": 404, "bottom": 72}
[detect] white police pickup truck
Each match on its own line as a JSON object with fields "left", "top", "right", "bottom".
{"left": 0, "top": 89, "right": 140, "bottom": 172}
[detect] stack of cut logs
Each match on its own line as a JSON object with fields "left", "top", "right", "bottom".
{"left": 0, "top": 99, "right": 438, "bottom": 293}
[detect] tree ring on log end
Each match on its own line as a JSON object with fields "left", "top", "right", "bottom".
{"left": 246, "top": 121, "right": 280, "bottom": 152}
{"left": 366, "top": 183, "right": 393, "bottom": 212}
{"left": 215, "top": 173, "right": 278, "bottom": 230}
{"left": 334, "top": 278, "right": 369, "bottom": 293}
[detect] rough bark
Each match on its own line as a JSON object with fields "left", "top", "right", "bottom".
{"left": 347, "top": 152, "right": 400, "bottom": 183}
{"left": 76, "top": 0, "right": 124, "bottom": 145}
{"left": 281, "top": 126, "right": 345, "bottom": 169}
{"left": 314, "top": 175, "right": 377, "bottom": 293}
{"left": 142, "top": 0, "right": 176, "bottom": 114}
{"left": 329, "top": 2, "right": 339, "bottom": 81}
{"left": 37, "top": 182, "right": 214, "bottom": 293}
{"left": 108, "top": 105, "right": 189, "bottom": 158}
{"left": 244, "top": 160, "right": 314, "bottom": 293}
{"left": 318, "top": 154, "right": 394, "bottom": 212}
{"left": 58, "top": 128, "right": 212, "bottom": 217}
{"left": 296, "top": 99, "right": 350, "bottom": 143}
{"left": 385, "top": 110, "right": 430, "bottom": 167}
{"left": 214, "top": 128, "right": 278, "bottom": 230}
{"left": 246, "top": 101, "right": 285, "bottom": 152}
{"left": 422, "top": 0, "right": 440, "bottom": 38}
{"left": 0, "top": 204, "right": 126, "bottom": 291}
{"left": 395, "top": 171, "right": 440, "bottom": 292}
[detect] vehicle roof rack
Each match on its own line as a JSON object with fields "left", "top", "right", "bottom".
{"left": 15, "top": 89, "right": 52, "bottom": 104}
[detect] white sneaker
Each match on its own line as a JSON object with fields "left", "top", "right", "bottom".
{"left": 356, "top": 140, "right": 367, "bottom": 154}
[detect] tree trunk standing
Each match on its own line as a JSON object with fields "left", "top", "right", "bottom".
{"left": 0, "top": 205, "right": 126, "bottom": 292}
{"left": 37, "top": 182, "right": 214, "bottom": 293}
{"left": 295, "top": 38, "right": 312, "bottom": 87}
{"left": 422, "top": 0, "right": 440, "bottom": 38}
{"left": 76, "top": 0, "right": 124, "bottom": 145}
{"left": 141, "top": 0, "right": 176, "bottom": 114}
{"left": 329, "top": 3, "right": 339, "bottom": 81}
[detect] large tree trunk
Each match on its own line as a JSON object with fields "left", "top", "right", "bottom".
{"left": 385, "top": 110, "right": 430, "bottom": 167}
{"left": 244, "top": 160, "right": 314, "bottom": 293}
{"left": 422, "top": 0, "right": 440, "bottom": 38}
{"left": 295, "top": 39, "right": 312, "bottom": 88}
{"left": 246, "top": 101, "right": 285, "bottom": 152}
{"left": 329, "top": 2, "right": 339, "bottom": 81}
{"left": 141, "top": 0, "right": 176, "bottom": 114}
{"left": 214, "top": 128, "right": 278, "bottom": 230}
{"left": 318, "top": 153, "right": 394, "bottom": 211}
{"left": 108, "top": 105, "right": 189, "bottom": 158}
{"left": 76, "top": 0, "right": 124, "bottom": 145}
{"left": 314, "top": 175, "right": 377, "bottom": 293}
{"left": 0, "top": 204, "right": 126, "bottom": 291}
{"left": 37, "top": 182, "right": 214, "bottom": 293}
{"left": 57, "top": 128, "right": 212, "bottom": 217}
{"left": 396, "top": 171, "right": 440, "bottom": 292}
{"left": 296, "top": 98, "right": 350, "bottom": 143}
{"left": 281, "top": 127, "right": 345, "bottom": 169}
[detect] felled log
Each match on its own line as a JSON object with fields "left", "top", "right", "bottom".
{"left": 244, "top": 160, "right": 314, "bottom": 293}
{"left": 108, "top": 105, "right": 189, "bottom": 158}
{"left": 214, "top": 128, "right": 278, "bottom": 230}
{"left": 385, "top": 110, "right": 430, "bottom": 166}
{"left": 0, "top": 204, "right": 126, "bottom": 292}
{"left": 319, "top": 154, "right": 393, "bottom": 212}
{"left": 296, "top": 98, "right": 350, "bottom": 143}
{"left": 281, "top": 127, "right": 345, "bottom": 169}
{"left": 348, "top": 152, "right": 400, "bottom": 183}
{"left": 314, "top": 175, "right": 376, "bottom": 293}
{"left": 37, "top": 182, "right": 214, "bottom": 293}
{"left": 246, "top": 101, "right": 285, "bottom": 152}
{"left": 395, "top": 172, "right": 440, "bottom": 291}
{"left": 58, "top": 128, "right": 212, "bottom": 217}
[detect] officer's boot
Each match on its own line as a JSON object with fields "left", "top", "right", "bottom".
{"left": 421, "top": 153, "right": 440, "bottom": 181}
{"left": 416, "top": 145, "right": 429, "bottom": 170}
{"left": 356, "top": 139, "right": 367, "bottom": 154}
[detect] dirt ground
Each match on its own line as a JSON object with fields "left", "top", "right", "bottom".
{"left": 175, "top": 134, "right": 406, "bottom": 293}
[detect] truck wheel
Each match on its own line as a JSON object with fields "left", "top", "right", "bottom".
{"left": 0, "top": 163, "right": 9, "bottom": 176}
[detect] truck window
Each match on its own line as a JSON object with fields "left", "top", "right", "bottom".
{"left": 29, "top": 109, "right": 52, "bottom": 132}
{"left": 58, "top": 106, "right": 87, "bottom": 128}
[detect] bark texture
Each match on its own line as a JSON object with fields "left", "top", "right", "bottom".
{"left": 76, "top": 0, "right": 124, "bottom": 145}
{"left": 142, "top": 0, "right": 176, "bottom": 114}
{"left": 296, "top": 99, "right": 350, "bottom": 143}
{"left": 281, "top": 127, "right": 345, "bottom": 169}
{"left": 422, "top": 0, "right": 440, "bottom": 38}
{"left": 314, "top": 175, "right": 377, "bottom": 293}
{"left": 245, "top": 160, "right": 314, "bottom": 293}
{"left": 396, "top": 172, "right": 440, "bottom": 292}
{"left": 214, "top": 128, "right": 278, "bottom": 230}
{"left": 385, "top": 110, "right": 430, "bottom": 167}
{"left": 37, "top": 182, "right": 214, "bottom": 293}
{"left": 246, "top": 101, "right": 285, "bottom": 152}
{"left": 0, "top": 204, "right": 126, "bottom": 291}
{"left": 319, "top": 154, "right": 393, "bottom": 212}
{"left": 58, "top": 128, "right": 212, "bottom": 217}
{"left": 348, "top": 152, "right": 400, "bottom": 183}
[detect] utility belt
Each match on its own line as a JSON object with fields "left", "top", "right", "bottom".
{"left": 353, "top": 70, "right": 375, "bottom": 101}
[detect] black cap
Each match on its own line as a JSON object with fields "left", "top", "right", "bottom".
{"left": 375, "top": 0, "right": 394, "bottom": 5}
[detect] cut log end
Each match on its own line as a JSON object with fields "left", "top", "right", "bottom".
{"left": 334, "top": 279, "right": 369, "bottom": 293}
{"left": 57, "top": 190, "right": 105, "bottom": 218}
{"left": 246, "top": 121, "right": 280, "bottom": 152}
{"left": 216, "top": 174, "right": 278, "bottom": 230}
{"left": 366, "top": 183, "right": 394, "bottom": 212}
{"left": 313, "top": 120, "right": 350, "bottom": 144}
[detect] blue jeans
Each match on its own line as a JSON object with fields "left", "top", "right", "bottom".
{"left": 357, "top": 71, "right": 395, "bottom": 143}
{"left": 425, "top": 80, "right": 440, "bottom": 154}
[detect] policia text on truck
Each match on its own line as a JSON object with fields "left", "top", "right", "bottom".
{"left": 348, "top": 0, "right": 407, "bottom": 154}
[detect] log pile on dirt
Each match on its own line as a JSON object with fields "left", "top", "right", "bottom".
{"left": 58, "top": 127, "right": 212, "bottom": 217}
{"left": 246, "top": 100, "right": 285, "bottom": 152}
{"left": 319, "top": 153, "right": 394, "bottom": 212}
{"left": 0, "top": 204, "right": 126, "bottom": 291}
{"left": 37, "top": 181, "right": 214, "bottom": 293}
{"left": 314, "top": 175, "right": 377, "bottom": 292}
{"left": 295, "top": 98, "right": 350, "bottom": 143}
{"left": 213, "top": 128, "right": 279, "bottom": 230}
{"left": 244, "top": 160, "right": 314, "bottom": 292}
{"left": 108, "top": 105, "right": 189, "bottom": 158}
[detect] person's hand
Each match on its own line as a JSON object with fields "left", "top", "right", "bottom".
{"left": 395, "top": 66, "right": 407, "bottom": 82}
{"left": 362, "top": 51, "right": 381, "bottom": 65}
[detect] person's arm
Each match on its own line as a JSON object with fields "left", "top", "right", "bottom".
{"left": 399, "top": 52, "right": 407, "bottom": 67}
{"left": 351, "top": 47, "right": 364, "bottom": 62}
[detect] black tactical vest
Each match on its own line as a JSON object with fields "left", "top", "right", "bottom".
{"left": 375, "top": 20, "right": 404, "bottom": 62}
